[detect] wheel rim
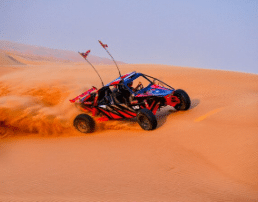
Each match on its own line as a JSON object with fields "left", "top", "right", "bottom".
{"left": 175, "top": 95, "right": 186, "bottom": 110}
{"left": 139, "top": 115, "right": 150, "bottom": 130}
{"left": 76, "top": 120, "right": 89, "bottom": 133}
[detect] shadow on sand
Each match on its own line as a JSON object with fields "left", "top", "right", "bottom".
{"left": 155, "top": 98, "right": 200, "bottom": 129}
{"left": 156, "top": 107, "right": 176, "bottom": 129}
{"left": 190, "top": 99, "right": 200, "bottom": 110}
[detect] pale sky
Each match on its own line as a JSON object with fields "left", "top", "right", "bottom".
{"left": 1, "top": 0, "right": 257, "bottom": 74}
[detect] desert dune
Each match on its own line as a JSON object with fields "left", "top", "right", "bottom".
{"left": 0, "top": 49, "right": 258, "bottom": 201}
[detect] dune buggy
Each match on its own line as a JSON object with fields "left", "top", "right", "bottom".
{"left": 70, "top": 71, "right": 191, "bottom": 133}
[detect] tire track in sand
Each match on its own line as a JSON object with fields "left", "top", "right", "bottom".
{"left": 194, "top": 107, "right": 224, "bottom": 122}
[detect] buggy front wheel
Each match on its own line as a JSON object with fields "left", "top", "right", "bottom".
{"left": 137, "top": 109, "right": 157, "bottom": 130}
{"left": 174, "top": 89, "right": 191, "bottom": 110}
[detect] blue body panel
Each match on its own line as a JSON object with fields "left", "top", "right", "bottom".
{"left": 146, "top": 87, "right": 173, "bottom": 96}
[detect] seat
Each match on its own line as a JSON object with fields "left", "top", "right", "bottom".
{"left": 112, "top": 83, "right": 133, "bottom": 105}
{"left": 98, "top": 86, "right": 114, "bottom": 105}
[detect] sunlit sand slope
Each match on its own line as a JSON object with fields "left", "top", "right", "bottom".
{"left": 0, "top": 59, "right": 257, "bottom": 201}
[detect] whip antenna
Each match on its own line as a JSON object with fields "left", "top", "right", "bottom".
{"left": 78, "top": 50, "right": 104, "bottom": 87}
{"left": 98, "top": 40, "right": 122, "bottom": 77}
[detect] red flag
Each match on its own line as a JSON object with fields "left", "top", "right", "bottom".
{"left": 98, "top": 40, "right": 108, "bottom": 48}
{"left": 80, "top": 50, "right": 90, "bottom": 59}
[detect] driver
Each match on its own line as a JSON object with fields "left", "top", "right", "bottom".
{"left": 128, "top": 81, "right": 143, "bottom": 92}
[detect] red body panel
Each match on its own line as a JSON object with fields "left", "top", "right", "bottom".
{"left": 164, "top": 94, "right": 180, "bottom": 107}
{"left": 69, "top": 87, "right": 97, "bottom": 103}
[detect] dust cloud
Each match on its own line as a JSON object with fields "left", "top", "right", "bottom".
{"left": 0, "top": 64, "right": 139, "bottom": 137}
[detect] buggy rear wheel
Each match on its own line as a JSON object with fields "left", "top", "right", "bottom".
{"left": 137, "top": 109, "right": 157, "bottom": 130}
{"left": 174, "top": 89, "right": 191, "bottom": 110}
{"left": 73, "top": 114, "right": 96, "bottom": 133}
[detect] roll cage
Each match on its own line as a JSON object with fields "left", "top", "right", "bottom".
{"left": 107, "top": 72, "right": 174, "bottom": 96}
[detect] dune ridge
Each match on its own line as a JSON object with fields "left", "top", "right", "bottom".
{"left": 0, "top": 40, "right": 125, "bottom": 64}
{"left": 0, "top": 51, "right": 25, "bottom": 66}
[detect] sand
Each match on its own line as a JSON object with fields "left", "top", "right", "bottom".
{"left": 0, "top": 50, "right": 258, "bottom": 201}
